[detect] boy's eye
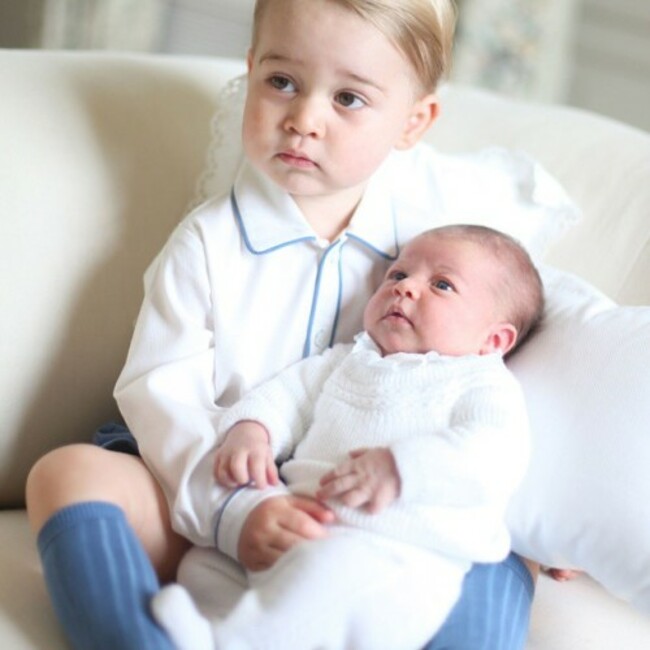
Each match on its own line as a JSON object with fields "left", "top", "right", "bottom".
{"left": 335, "top": 91, "right": 365, "bottom": 110}
{"left": 269, "top": 75, "right": 296, "bottom": 93}
{"left": 388, "top": 270, "right": 407, "bottom": 281}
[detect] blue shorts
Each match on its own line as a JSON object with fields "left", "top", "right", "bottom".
{"left": 426, "top": 552, "right": 534, "bottom": 650}
{"left": 95, "top": 423, "right": 534, "bottom": 649}
{"left": 93, "top": 422, "right": 139, "bottom": 455}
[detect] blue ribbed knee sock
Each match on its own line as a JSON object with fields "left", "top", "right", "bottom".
{"left": 37, "top": 501, "right": 174, "bottom": 650}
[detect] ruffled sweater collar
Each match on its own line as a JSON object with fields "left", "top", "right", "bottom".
{"left": 347, "top": 331, "right": 504, "bottom": 381}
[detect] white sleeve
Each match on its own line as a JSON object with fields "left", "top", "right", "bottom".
{"left": 114, "top": 219, "right": 236, "bottom": 548}
{"left": 217, "top": 345, "right": 347, "bottom": 462}
{"left": 212, "top": 348, "right": 347, "bottom": 559}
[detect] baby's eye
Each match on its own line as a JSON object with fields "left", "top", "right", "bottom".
{"left": 433, "top": 279, "right": 454, "bottom": 292}
{"left": 269, "top": 75, "right": 296, "bottom": 93}
{"left": 335, "top": 91, "right": 365, "bottom": 110}
{"left": 388, "top": 270, "right": 407, "bottom": 281}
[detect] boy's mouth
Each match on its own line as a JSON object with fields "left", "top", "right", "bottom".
{"left": 277, "top": 150, "right": 317, "bottom": 169}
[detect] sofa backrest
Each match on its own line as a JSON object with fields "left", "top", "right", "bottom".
{"left": 0, "top": 51, "right": 244, "bottom": 506}
{"left": 1, "top": 51, "right": 648, "bottom": 507}
{"left": 428, "top": 84, "right": 650, "bottom": 307}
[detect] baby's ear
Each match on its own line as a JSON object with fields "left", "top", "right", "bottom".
{"left": 395, "top": 94, "right": 439, "bottom": 150}
{"left": 481, "top": 323, "right": 519, "bottom": 356}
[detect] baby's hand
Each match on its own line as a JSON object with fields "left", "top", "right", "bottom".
{"left": 316, "top": 447, "right": 400, "bottom": 514}
{"left": 213, "top": 421, "right": 279, "bottom": 489}
{"left": 238, "top": 495, "right": 335, "bottom": 571}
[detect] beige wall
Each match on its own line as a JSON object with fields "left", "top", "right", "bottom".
{"left": 0, "top": 0, "right": 46, "bottom": 48}
{"left": 1, "top": 0, "right": 648, "bottom": 133}
{"left": 568, "top": 0, "right": 650, "bottom": 132}
{"left": 0, "top": 0, "right": 165, "bottom": 50}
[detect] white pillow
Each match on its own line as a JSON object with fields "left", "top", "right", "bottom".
{"left": 194, "top": 75, "right": 580, "bottom": 259}
{"left": 507, "top": 266, "right": 650, "bottom": 614}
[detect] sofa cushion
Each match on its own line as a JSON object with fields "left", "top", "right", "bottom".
{"left": 507, "top": 267, "right": 650, "bottom": 613}
{"left": 430, "top": 84, "right": 650, "bottom": 306}
{"left": 0, "top": 511, "right": 66, "bottom": 649}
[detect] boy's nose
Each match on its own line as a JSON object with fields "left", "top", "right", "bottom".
{"left": 284, "top": 97, "right": 326, "bottom": 138}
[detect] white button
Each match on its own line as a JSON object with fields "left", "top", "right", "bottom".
{"left": 314, "top": 329, "right": 328, "bottom": 350}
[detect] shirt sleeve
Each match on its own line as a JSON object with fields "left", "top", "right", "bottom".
{"left": 114, "top": 217, "right": 236, "bottom": 548}
{"left": 114, "top": 217, "right": 348, "bottom": 553}
{"left": 212, "top": 348, "right": 346, "bottom": 559}
{"left": 217, "top": 345, "right": 347, "bottom": 461}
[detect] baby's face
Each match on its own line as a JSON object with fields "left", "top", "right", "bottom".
{"left": 364, "top": 234, "right": 512, "bottom": 357}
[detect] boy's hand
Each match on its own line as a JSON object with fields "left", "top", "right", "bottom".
{"left": 214, "top": 421, "right": 279, "bottom": 489}
{"left": 316, "top": 447, "right": 400, "bottom": 514}
{"left": 238, "top": 495, "right": 335, "bottom": 571}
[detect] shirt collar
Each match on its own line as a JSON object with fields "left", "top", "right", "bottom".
{"left": 232, "top": 157, "right": 401, "bottom": 259}
{"left": 345, "top": 161, "right": 399, "bottom": 260}
{"left": 232, "top": 161, "right": 317, "bottom": 254}
{"left": 348, "top": 148, "right": 442, "bottom": 259}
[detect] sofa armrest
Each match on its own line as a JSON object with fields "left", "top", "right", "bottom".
{"left": 0, "top": 50, "right": 245, "bottom": 507}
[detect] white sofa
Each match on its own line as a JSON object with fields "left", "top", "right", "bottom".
{"left": 1, "top": 49, "right": 649, "bottom": 649}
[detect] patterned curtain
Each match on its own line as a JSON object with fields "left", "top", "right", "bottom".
{"left": 37, "top": 0, "right": 167, "bottom": 51}
{"left": 452, "top": 0, "right": 581, "bottom": 102}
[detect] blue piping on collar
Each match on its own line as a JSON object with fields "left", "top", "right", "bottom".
{"left": 231, "top": 189, "right": 316, "bottom": 255}
{"left": 346, "top": 201, "right": 400, "bottom": 261}
{"left": 346, "top": 233, "right": 399, "bottom": 261}
{"left": 231, "top": 184, "right": 400, "bottom": 357}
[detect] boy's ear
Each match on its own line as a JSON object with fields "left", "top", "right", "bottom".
{"left": 395, "top": 94, "right": 439, "bottom": 150}
{"left": 247, "top": 49, "right": 254, "bottom": 73}
{"left": 480, "top": 323, "right": 519, "bottom": 356}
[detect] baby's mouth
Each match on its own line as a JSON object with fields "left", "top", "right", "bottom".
{"left": 385, "top": 307, "right": 412, "bottom": 326}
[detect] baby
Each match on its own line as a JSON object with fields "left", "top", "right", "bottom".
{"left": 153, "top": 224, "right": 543, "bottom": 650}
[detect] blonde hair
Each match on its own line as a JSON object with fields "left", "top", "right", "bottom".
{"left": 422, "top": 225, "right": 545, "bottom": 351}
{"left": 252, "top": 0, "right": 457, "bottom": 92}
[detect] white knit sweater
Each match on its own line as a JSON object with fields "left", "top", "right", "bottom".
{"left": 218, "top": 333, "right": 530, "bottom": 564}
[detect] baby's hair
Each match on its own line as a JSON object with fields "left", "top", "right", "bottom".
{"left": 422, "top": 224, "right": 545, "bottom": 352}
{"left": 251, "top": 0, "right": 458, "bottom": 93}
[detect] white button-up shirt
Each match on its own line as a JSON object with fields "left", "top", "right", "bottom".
{"left": 114, "top": 143, "right": 576, "bottom": 552}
